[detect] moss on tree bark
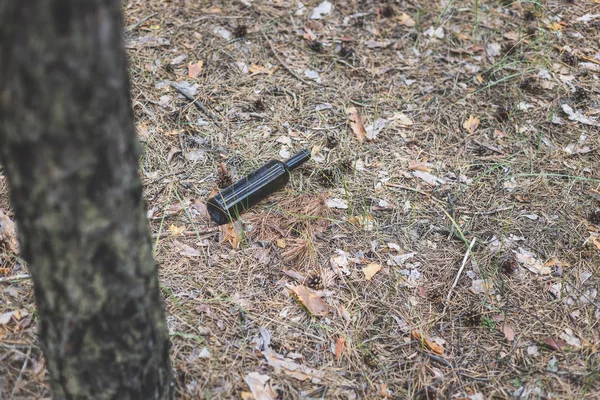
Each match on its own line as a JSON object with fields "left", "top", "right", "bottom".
{"left": 0, "top": 1, "right": 172, "bottom": 398}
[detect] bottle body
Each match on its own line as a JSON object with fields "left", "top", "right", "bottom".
{"left": 207, "top": 160, "right": 290, "bottom": 225}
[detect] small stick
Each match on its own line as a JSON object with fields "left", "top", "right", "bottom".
{"left": 446, "top": 237, "right": 477, "bottom": 302}
{"left": 126, "top": 13, "right": 157, "bottom": 32}
{"left": 169, "top": 83, "right": 222, "bottom": 128}
{"left": 151, "top": 226, "right": 220, "bottom": 238}
{"left": 262, "top": 32, "right": 314, "bottom": 86}
{"left": 0, "top": 274, "right": 31, "bottom": 284}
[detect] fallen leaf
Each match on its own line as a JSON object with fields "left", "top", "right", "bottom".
{"left": 326, "top": 198, "right": 348, "bottom": 209}
{"left": 412, "top": 330, "right": 445, "bottom": 355}
{"left": 365, "top": 118, "right": 387, "bottom": 140}
{"left": 248, "top": 64, "right": 278, "bottom": 75}
{"left": 515, "top": 248, "right": 551, "bottom": 274}
{"left": 310, "top": 1, "right": 333, "bottom": 20}
{"left": 349, "top": 214, "right": 374, "bottom": 231}
{"left": 544, "top": 257, "right": 569, "bottom": 268}
{"left": 289, "top": 285, "right": 330, "bottom": 316}
{"left": 214, "top": 26, "right": 232, "bottom": 40}
{"left": 174, "top": 240, "right": 202, "bottom": 257}
{"left": 220, "top": 221, "right": 243, "bottom": 249}
{"left": 169, "top": 54, "right": 187, "bottom": 65}
{"left": 168, "top": 224, "right": 186, "bottom": 236}
{"left": 330, "top": 250, "right": 351, "bottom": 275}
{"left": 546, "top": 21, "right": 563, "bottom": 31}
{"left": 136, "top": 123, "right": 150, "bottom": 142}
{"left": 362, "top": 263, "right": 382, "bottom": 280}
{"left": 590, "top": 235, "right": 600, "bottom": 250}
{"left": 263, "top": 348, "right": 326, "bottom": 382}
{"left": 347, "top": 107, "right": 367, "bottom": 143}
{"left": 398, "top": 13, "right": 415, "bottom": 27}
{"left": 424, "top": 26, "right": 444, "bottom": 39}
{"left": 408, "top": 161, "right": 431, "bottom": 172}
{"left": 0, "top": 312, "right": 13, "bottom": 325}
{"left": 0, "top": 210, "right": 19, "bottom": 254}
{"left": 338, "top": 304, "right": 351, "bottom": 323}
{"left": 391, "top": 112, "right": 413, "bottom": 127}
{"left": 187, "top": 60, "right": 204, "bottom": 78}
{"left": 244, "top": 372, "right": 276, "bottom": 400}
{"left": 544, "top": 337, "right": 567, "bottom": 351}
{"left": 412, "top": 170, "right": 445, "bottom": 186}
{"left": 502, "top": 324, "right": 516, "bottom": 342}
{"left": 275, "top": 239, "right": 286, "bottom": 249}
{"left": 463, "top": 115, "right": 480, "bottom": 135}
{"left": 334, "top": 336, "right": 346, "bottom": 360}
{"left": 560, "top": 328, "right": 581, "bottom": 348}
{"left": 471, "top": 279, "right": 495, "bottom": 295}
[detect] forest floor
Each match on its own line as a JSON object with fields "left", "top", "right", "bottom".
{"left": 1, "top": 0, "right": 600, "bottom": 398}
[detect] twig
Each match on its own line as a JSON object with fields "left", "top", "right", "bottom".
{"left": 262, "top": 32, "right": 314, "bottom": 86}
{"left": 125, "top": 13, "right": 157, "bottom": 32}
{"left": 458, "top": 205, "right": 514, "bottom": 215}
{"left": 169, "top": 83, "right": 222, "bottom": 128}
{"left": 11, "top": 346, "right": 32, "bottom": 397}
{"left": 151, "top": 226, "right": 220, "bottom": 238}
{"left": 446, "top": 237, "right": 477, "bottom": 303}
{"left": 0, "top": 274, "right": 31, "bottom": 284}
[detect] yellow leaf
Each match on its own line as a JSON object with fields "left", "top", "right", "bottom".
{"left": 188, "top": 60, "right": 204, "bottom": 78}
{"left": 398, "top": 13, "right": 415, "bottom": 27}
{"left": 168, "top": 224, "right": 186, "bottom": 236}
{"left": 334, "top": 335, "right": 346, "bottom": 360}
{"left": 275, "top": 239, "right": 287, "bottom": 248}
{"left": 547, "top": 21, "right": 563, "bottom": 31}
{"left": 289, "top": 285, "right": 330, "bottom": 316}
{"left": 362, "top": 263, "right": 382, "bottom": 280}
{"left": 463, "top": 115, "right": 480, "bottom": 135}
{"left": 347, "top": 107, "right": 366, "bottom": 143}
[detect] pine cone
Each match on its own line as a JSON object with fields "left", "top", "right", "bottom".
{"left": 306, "top": 273, "right": 323, "bottom": 290}
{"left": 216, "top": 162, "right": 233, "bottom": 189}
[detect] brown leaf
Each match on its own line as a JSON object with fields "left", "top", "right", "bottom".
{"left": 188, "top": 60, "right": 204, "bottom": 78}
{"left": 174, "top": 240, "right": 202, "bottom": 257}
{"left": 289, "top": 285, "right": 330, "bottom": 316}
{"left": 502, "top": 324, "right": 516, "bottom": 342}
{"left": 220, "top": 221, "right": 243, "bottom": 249}
{"left": 362, "top": 263, "right": 382, "bottom": 280}
{"left": 412, "top": 330, "right": 445, "bottom": 355}
{"left": 334, "top": 336, "right": 346, "bottom": 360}
{"left": 0, "top": 210, "right": 19, "bottom": 254}
{"left": 544, "top": 337, "right": 567, "bottom": 351}
{"left": 263, "top": 348, "right": 325, "bottom": 382}
{"left": 275, "top": 239, "right": 286, "bottom": 248}
{"left": 589, "top": 235, "right": 600, "bottom": 250}
{"left": 463, "top": 115, "right": 480, "bottom": 135}
{"left": 244, "top": 372, "right": 276, "bottom": 400}
{"left": 347, "top": 107, "right": 366, "bottom": 143}
{"left": 248, "top": 64, "right": 278, "bottom": 75}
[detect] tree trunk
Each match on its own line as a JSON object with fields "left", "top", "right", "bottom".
{"left": 0, "top": 1, "right": 172, "bottom": 399}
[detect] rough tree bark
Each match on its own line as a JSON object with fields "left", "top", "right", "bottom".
{"left": 0, "top": 1, "right": 172, "bottom": 399}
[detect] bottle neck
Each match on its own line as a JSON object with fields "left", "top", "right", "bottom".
{"left": 284, "top": 149, "right": 311, "bottom": 171}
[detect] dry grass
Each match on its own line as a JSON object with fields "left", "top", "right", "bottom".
{"left": 2, "top": 0, "right": 600, "bottom": 398}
